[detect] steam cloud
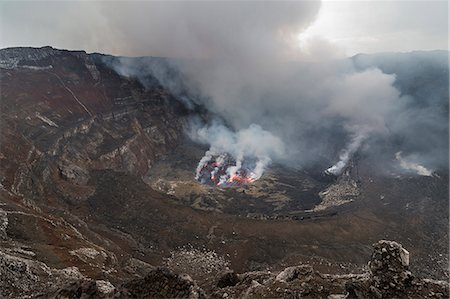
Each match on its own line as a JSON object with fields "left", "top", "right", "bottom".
{"left": 190, "top": 122, "right": 284, "bottom": 184}
{"left": 395, "top": 152, "right": 433, "bottom": 176}
{"left": 326, "top": 130, "right": 367, "bottom": 176}
{"left": 98, "top": 2, "right": 448, "bottom": 180}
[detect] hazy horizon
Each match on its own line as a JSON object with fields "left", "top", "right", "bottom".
{"left": 0, "top": 1, "right": 447, "bottom": 59}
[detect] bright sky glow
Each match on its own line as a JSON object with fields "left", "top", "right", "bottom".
{"left": 298, "top": 1, "right": 447, "bottom": 56}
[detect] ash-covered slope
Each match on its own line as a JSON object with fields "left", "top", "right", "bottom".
{"left": 0, "top": 46, "right": 448, "bottom": 298}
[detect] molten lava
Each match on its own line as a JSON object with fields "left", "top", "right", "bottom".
{"left": 228, "top": 172, "right": 255, "bottom": 185}
{"left": 196, "top": 154, "right": 256, "bottom": 187}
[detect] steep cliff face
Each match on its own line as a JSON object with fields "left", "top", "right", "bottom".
{"left": 1, "top": 47, "right": 187, "bottom": 198}
{"left": 2, "top": 47, "right": 191, "bottom": 203}
{"left": 0, "top": 47, "right": 191, "bottom": 294}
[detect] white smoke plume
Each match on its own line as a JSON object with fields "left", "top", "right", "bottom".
{"left": 326, "top": 131, "right": 367, "bottom": 176}
{"left": 395, "top": 152, "right": 433, "bottom": 176}
{"left": 0, "top": 1, "right": 446, "bottom": 178}
{"left": 190, "top": 122, "right": 284, "bottom": 184}
{"left": 195, "top": 150, "right": 214, "bottom": 181}
{"left": 90, "top": 2, "right": 447, "bottom": 178}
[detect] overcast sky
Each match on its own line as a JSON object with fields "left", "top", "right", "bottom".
{"left": 0, "top": 1, "right": 448, "bottom": 57}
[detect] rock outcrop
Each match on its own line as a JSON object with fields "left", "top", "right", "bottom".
{"left": 0, "top": 250, "right": 85, "bottom": 298}
{"left": 39, "top": 240, "right": 448, "bottom": 299}
{"left": 346, "top": 240, "right": 448, "bottom": 298}
{"left": 208, "top": 240, "right": 448, "bottom": 299}
{"left": 116, "top": 268, "right": 206, "bottom": 299}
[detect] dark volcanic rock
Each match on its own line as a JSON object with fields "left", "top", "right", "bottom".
{"left": 116, "top": 267, "right": 206, "bottom": 299}
{"left": 217, "top": 270, "right": 240, "bottom": 288}
{"left": 0, "top": 250, "right": 88, "bottom": 298}
{"left": 275, "top": 265, "right": 313, "bottom": 282}
{"left": 35, "top": 240, "right": 450, "bottom": 298}
{"left": 44, "top": 279, "right": 115, "bottom": 299}
{"left": 346, "top": 240, "right": 448, "bottom": 299}
{"left": 369, "top": 240, "right": 411, "bottom": 282}
{"left": 58, "top": 160, "right": 90, "bottom": 185}
{"left": 209, "top": 240, "right": 448, "bottom": 299}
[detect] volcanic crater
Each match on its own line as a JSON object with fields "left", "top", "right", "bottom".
{"left": 0, "top": 46, "right": 448, "bottom": 298}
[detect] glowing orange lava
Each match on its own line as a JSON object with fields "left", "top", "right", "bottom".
{"left": 196, "top": 154, "right": 255, "bottom": 187}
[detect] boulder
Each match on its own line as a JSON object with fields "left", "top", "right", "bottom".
{"left": 58, "top": 161, "right": 89, "bottom": 185}
{"left": 217, "top": 270, "right": 240, "bottom": 288}
{"left": 275, "top": 265, "right": 313, "bottom": 282}
{"left": 346, "top": 240, "right": 448, "bottom": 299}
{"left": 116, "top": 267, "right": 206, "bottom": 299}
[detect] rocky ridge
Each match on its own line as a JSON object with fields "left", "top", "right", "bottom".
{"left": 38, "top": 241, "right": 448, "bottom": 298}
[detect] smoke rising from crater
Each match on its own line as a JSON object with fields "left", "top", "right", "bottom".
{"left": 98, "top": 2, "right": 448, "bottom": 177}
{"left": 326, "top": 130, "right": 367, "bottom": 176}
{"left": 189, "top": 122, "right": 285, "bottom": 184}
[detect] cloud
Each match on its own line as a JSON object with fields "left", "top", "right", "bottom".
{"left": 2, "top": 1, "right": 446, "bottom": 177}
{"left": 96, "top": 2, "right": 447, "bottom": 178}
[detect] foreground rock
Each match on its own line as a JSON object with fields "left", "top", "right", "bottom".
{"left": 0, "top": 250, "right": 85, "bottom": 298}
{"left": 43, "top": 268, "right": 206, "bottom": 299}
{"left": 43, "top": 279, "right": 115, "bottom": 299}
{"left": 116, "top": 268, "right": 206, "bottom": 299}
{"left": 346, "top": 240, "right": 449, "bottom": 298}
{"left": 40, "top": 240, "right": 447, "bottom": 299}
{"left": 210, "top": 241, "right": 448, "bottom": 299}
